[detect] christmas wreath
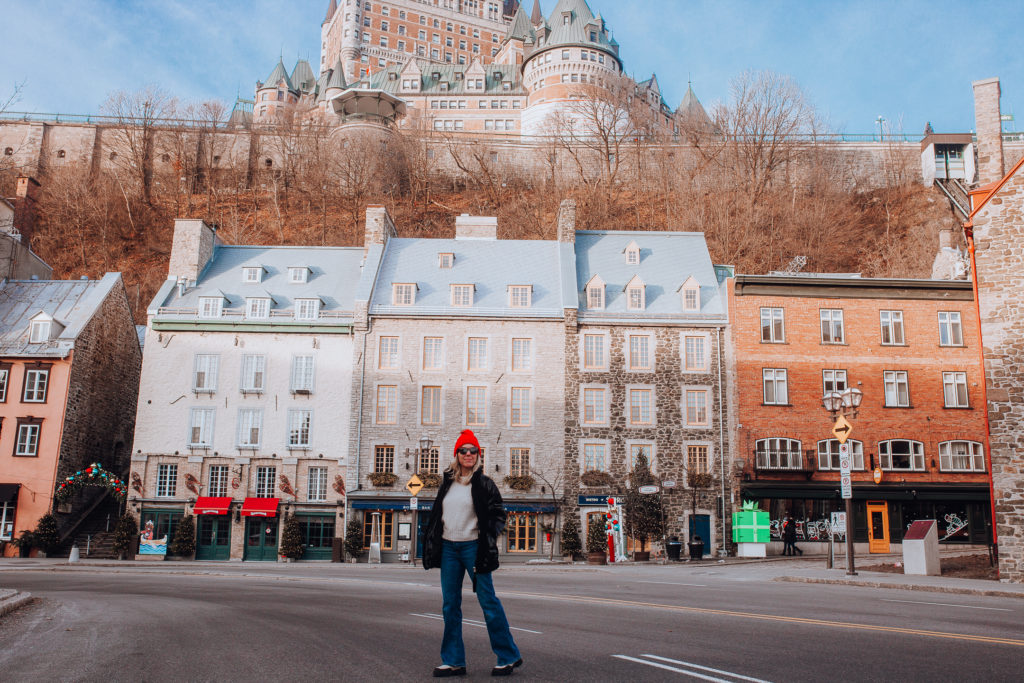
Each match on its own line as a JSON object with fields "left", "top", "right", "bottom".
{"left": 55, "top": 463, "right": 127, "bottom": 502}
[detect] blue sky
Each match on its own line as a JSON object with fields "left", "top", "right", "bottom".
{"left": 2, "top": 0, "right": 1021, "bottom": 134}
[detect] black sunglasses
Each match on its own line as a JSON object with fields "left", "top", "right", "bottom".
{"left": 458, "top": 446, "right": 479, "bottom": 455}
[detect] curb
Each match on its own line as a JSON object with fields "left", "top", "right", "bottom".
{"left": 775, "top": 575, "right": 1024, "bottom": 599}
{"left": 0, "top": 592, "right": 33, "bottom": 618}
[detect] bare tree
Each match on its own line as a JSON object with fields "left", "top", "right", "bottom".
{"left": 101, "top": 86, "right": 178, "bottom": 209}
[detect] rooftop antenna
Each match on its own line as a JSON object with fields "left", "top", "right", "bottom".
{"left": 781, "top": 255, "right": 808, "bottom": 275}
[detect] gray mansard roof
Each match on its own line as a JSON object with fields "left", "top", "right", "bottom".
{"left": 369, "top": 61, "right": 526, "bottom": 96}
{"left": 574, "top": 230, "right": 726, "bottom": 323}
{"left": 369, "top": 237, "right": 568, "bottom": 317}
{"left": 151, "top": 245, "right": 364, "bottom": 324}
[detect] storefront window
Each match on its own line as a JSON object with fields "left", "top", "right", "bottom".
{"left": 507, "top": 513, "right": 537, "bottom": 552}
{"left": 362, "top": 511, "right": 393, "bottom": 550}
{"left": 300, "top": 517, "right": 336, "bottom": 552}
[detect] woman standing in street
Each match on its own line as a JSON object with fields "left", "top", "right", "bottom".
{"left": 423, "top": 430, "right": 523, "bottom": 678}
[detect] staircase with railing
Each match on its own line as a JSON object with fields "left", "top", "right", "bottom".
{"left": 934, "top": 178, "right": 971, "bottom": 218}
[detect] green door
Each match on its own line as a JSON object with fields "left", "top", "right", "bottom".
{"left": 196, "top": 516, "right": 231, "bottom": 560}
{"left": 244, "top": 518, "right": 279, "bottom": 561}
{"left": 299, "top": 516, "right": 336, "bottom": 560}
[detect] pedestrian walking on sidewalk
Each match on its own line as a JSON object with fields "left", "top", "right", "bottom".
{"left": 423, "top": 429, "right": 523, "bottom": 678}
{"left": 783, "top": 516, "right": 803, "bottom": 556}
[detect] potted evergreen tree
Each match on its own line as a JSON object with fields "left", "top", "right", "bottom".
{"left": 279, "top": 515, "right": 305, "bottom": 562}
{"left": 344, "top": 519, "right": 365, "bottom": 563}
{"left": 34, "top": 513, "right": 60, "bottom": 558}
{"left": 12, "top": 530, "right": 35, "bottom": 558}
{"left": 560, "top": 516, "right": 582, "bottom": 561}
{"left": 586, "top": 517, "right": 608, "bottom": 565}
{"left": 168, "top": 515, "right": 196, "bottom": 560}
{"left": 112, "top": 512, "right": 138, "bottom": 560}
{"left": 624, "top": 454, "right": 663, "bottom": 561}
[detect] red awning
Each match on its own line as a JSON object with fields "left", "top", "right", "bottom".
{"left": 241, "top": 497, "right": 279, "bottom": 517}
{"left": 193, "top": 497, "right": 233, "bottom": 515}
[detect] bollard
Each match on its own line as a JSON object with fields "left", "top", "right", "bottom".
{"left": 69, "top": 544, "right": 80, "bottom": 563}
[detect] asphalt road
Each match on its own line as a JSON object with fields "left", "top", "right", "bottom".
{"left": 0, "top": 562, "right": 1021, "bottom": 682}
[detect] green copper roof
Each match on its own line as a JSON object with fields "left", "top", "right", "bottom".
{"left": 291, "top": 59, "right": 316, "bottom": 93}
{"left": 530, "top": 0, "right": 619, "bottom": 63}
{"left": 263, "top": 59, "right": 293, "bottom": 91}
{"left": 678, "top": 83, "right": 712, "bottom": 126}
{"left": 368, "top": 60, "right": 525, "bottom": 95}
{"left": 326, "top": 58, "right": 348, "bottom": 90}
{"left": 504, "top": 5, "right": 535, "bottom": 43}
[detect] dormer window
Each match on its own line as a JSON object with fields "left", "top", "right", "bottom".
{"left": 440, "top": 82, "right": 449, "bottom": 91}
{"left": 432, "top": 71, "right": 441, "bottom": 79}
{"left": 438, "top": 252, "right": 455, "bottom": 268}
{"left": 393, "top": 283, "right": 416, "bottom": 306}
{"left": 508, "top": 285, "right": 532, "bottom": 308}
{"left": 585, "top": 275, "right": 605, "bottom": 310}
{"left": 294, "top": 298, "right": 321, "bottom": 321}
{"left": 451, "top": 284, "right": 474, "bottom": 307}
{"left": 623, "top": 240, "right": 640, "bottom": 265}
{"left": 288, "top": 267, "right": 310, "bottom": 284}
{"left": 242, "top": 266, "right": 263, "bottom": 283}
{"left": 625, "top": 275, "right": 646, "bottom": 310}
{"left": 29, "top": 320, "right": 51, "bottom": 343}
{"left": 678, "top": 276, "right": 700, "bottom": 311}
{"left": 199, "top": 296, "right": 224, "bottom": 318}
{"left": 246, "top": 297, "right": 271, "bottom": 319}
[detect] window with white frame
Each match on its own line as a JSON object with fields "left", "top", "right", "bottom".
{"left": 0, "top": 366, "right": 9, "bottom": 402}
{"left": 583, "top": 442, "right": 607, "bottom": 471}
{"left": 682, "top": 284, "right": 699, "bottom": 311}
{"left": 683, "top": 335, "right": 707, "bottom": 372}
{"left": 421, "top": 385, "right": 442, "bottom": 425}
{"left": 942, "top": 371, "right": 969, "bottom": 407}
{"left": 685, "top": 389, "right": 709, "bottom": 426}
{"left": 510, "top": 387, "right": 531, "bottom": 426}
{"left": 880, "top": 310, "right": 905, "bottom": 345}
{"left": 242, "top": 266, "right": 263, "bottom": 283}
{"left": 378, "top": 336, "right": 399, "bottom": 370}
{"left": 883, "top": 370, "right": 909, "bottom": 407}
{"left": 627, "top": 334, "right": 651, "bottom": 371}
{"left": 879, "top": 439, "right": 925, "bottom": 471}
{"left": 193, "top": 354, "right": 219, "bottom": 393}
{"left": 14, "top": 421, "right": 41, "bottom": 457}
{"left": 199, "top": 297, "right": 223, "bottom": 318}
{"left": 237, "top": 408, "right": 263, "bottom": 447}
{"left": 586, "top": 280, "right": 605, "bottom": 309}
{"left": 467, "top": 337, "right": 488, "bottom": 371}
{"left": 760, "top": 308, "right": 784, "bottom": 342}
{"left": 583, "top": 334, "right": 606, "bottom": 369}
{"left": 240, "top": 355, "right": 266, "bottom": 392}
{"left": 510, "top": 447, "right": 531, "bottom": 476}
{"left": 255, "top": 466, "right": 276, "bottom": 497}
{"left": 628, "top": 387, "right": 653, "bottom": 425}
{"left": 438, "top": 252, "right": 454, "bottom": 268}
{"left": 939, "top": 441, "right": 985, "bottom": 472}
{"left": 755, "top": 438, "right": 803, "bottom": 470}
{"left": 207, "top": 465, "right": 228, "bottom": 497}
{"left": 392, "top": 283, "right": 416, "bottom": 306}
{"left": 307, "top": 466, "right": 328, "bottom": 502}
{"left": 938, "top": 311, "right": 963, "bottom": 346}
{"left": 246, "top": 298, "right": 270, "bottom": 319}
{"left": 582, "top": 387, "right": 606, "bottom": 424}
{"left": 627, "top": 284, "right": 645, "bottom": 310}
{"left": 189, "top": 408, "right": 215, "bottom": 447}
{"left": 629, "top": 443, "right": 653, "bottom": 471}
{"left": 466, "top": 386, "right": 487, "bottom": 426}
{"left": 295, "top": 298, "right": 320, "bottom": 321}
{"left": 288, "top": 267, "right": 309, "bottom": 283}
{"left": 22, "top": 368, "right": 48, "bottom": 402}
{"left": 29, "top": 320, "right": 50, "bottom": 343}
{"left": 451, "top": 284, "right": 474, "bottom": 307}
{"left": 422, "top": 337, "right": 443, "bottom": 371}
{"left": 288, "top": 409, "right": 312, "bottom": 448}
{"left": 511, "top": 338, "right": 532, "bottom": 372}
{"left": 817, "top": 439, "right": 864, "bottom": 470}
{"left": 687, "top": 445, "right": 709, "bottom": 475}
{"left": 762, "top": 369, "right": 788, "bottom": 405}
{"left": 508, "top": 285, "right": 531, "bottom": 308}
{"left": 820, "top": 309, "right": 845, "bottom": 344}
{"left": 822, "top": 369, "right": 847, "bottom": 394}
{"left": 376, "top": 385, "right": 397, "bottom": 424}
{"left": 291, "top": 355, "right": 315, "bottom": 393}
{"left": 156, "top": 464, "right": 177, "bottom": 497}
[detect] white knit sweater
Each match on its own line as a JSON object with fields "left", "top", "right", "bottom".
{"left": 442, "top": 479, "right": 479, "bottom": 542}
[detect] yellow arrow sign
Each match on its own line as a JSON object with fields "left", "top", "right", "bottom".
{"left": 832, "top": 415, "right": 853, "bottom": 444}
{"left": 406, "top": 474, "right": 424, "bottom": 496}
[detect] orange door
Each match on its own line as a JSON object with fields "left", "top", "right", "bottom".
{"left": 867, "top": 501, "right": 890, "bottom": 553}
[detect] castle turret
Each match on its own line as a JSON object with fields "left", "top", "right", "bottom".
{"left": 340, "top": 2, "right": 363, "bottom": 85}
{"left": 254, "top": 59, "right": 298, "bottom": 123}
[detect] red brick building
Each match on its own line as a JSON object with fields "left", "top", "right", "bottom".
{"left": 729, "top": 275, "right": 991, "bottom": 553}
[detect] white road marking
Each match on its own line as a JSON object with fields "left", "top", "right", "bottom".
{"left": 612, "top": 655, "right": 737, "bottom": 682}
{"left": 637, "top": 581, "right": 708, "bottom": 587}
{"left": 409, "top": 613, "right": 542, "bottom": 634}
{"left": 880, "top": 599, "right": 1011, "bottom": 612}
{"left": 642, "top": 655, "right": 771, "bottom": 683}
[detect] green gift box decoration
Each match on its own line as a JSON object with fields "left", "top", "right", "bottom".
{"left": 732, "top": 500, "right": 770, "bottom": 543}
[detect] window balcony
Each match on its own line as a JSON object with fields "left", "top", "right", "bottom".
{"left": 750, "top": 449, "right": 817, "bottom": 480}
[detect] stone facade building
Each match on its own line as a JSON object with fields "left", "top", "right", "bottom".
{"left": 129, "top": 219, "right": 363, "bottom": 561}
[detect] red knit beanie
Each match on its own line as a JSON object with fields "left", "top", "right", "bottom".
{"left": 453, "top": 429, "right": 481, "bottom": 459}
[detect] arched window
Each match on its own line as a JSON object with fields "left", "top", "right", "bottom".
{"left": 878, "top": 440, "right": 925, "bottom": 471}
{"left": 754, "top": 438, "right": 802, "bottom": 470}
{"left": 816, "top": 439, "right": 863, "bottom": 470}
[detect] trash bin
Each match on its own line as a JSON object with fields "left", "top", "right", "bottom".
{"left": 688, "top": 542, "right": 704, "bottom": 560}
{"left": 665, "top": 536, "right": 682, "bottom": 561}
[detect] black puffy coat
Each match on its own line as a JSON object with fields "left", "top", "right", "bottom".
{"left": 422, "top": 468, "right": 506, "bottom": 579}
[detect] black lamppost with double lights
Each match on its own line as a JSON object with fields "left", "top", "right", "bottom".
{"left": 822, "top": 387, "right": 863, "bottom": 576}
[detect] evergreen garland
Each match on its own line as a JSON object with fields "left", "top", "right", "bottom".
{"left": 112, "top": 512, "right": 138, "bottom": 559}
{"left": 55, "top": 463, "right": 127, "bottom": 502}
{"left": 279, "top": 515, "right": 305, "bottom": 560}
{"left": 168, "top": 514, "right": 196, "bottom": 557}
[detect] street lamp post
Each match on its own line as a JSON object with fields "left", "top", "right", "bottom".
{"left": 875, "top": 116, "right": 886, "bottom": 142}
{"left": 822, "top": 387, "right": 863, "bottom": 576}
{"left": 409, "top": 436, "right": 433, "bottom": 565}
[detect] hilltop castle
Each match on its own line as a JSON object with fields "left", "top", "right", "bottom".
{"left": 251, "top": 0, "right": 704, "bottom": 137}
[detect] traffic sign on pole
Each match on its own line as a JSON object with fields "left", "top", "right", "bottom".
{"left": 406, "top": 475, "right": 424, "bottom": 496}
{"left": 832, "top": 415, "right": 853, "bottom": 444}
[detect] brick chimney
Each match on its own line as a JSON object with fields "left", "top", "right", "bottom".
{"left": 973, "top": 77, "right": 1004, "bottom": 184}
{"left": 364, "top": 205, "right": 396, "bottom": 252}
{"left": 168, "top": 219, "right": 218, "bottom": 283}
{"left": 556, "top": 198, "right": 576, "bottom": 243}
